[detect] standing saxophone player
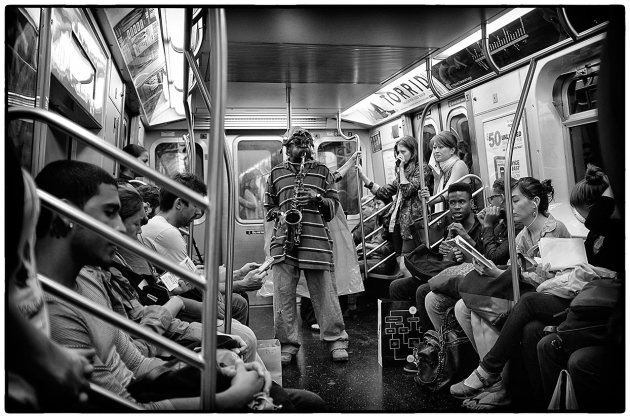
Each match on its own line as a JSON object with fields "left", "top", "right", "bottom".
{"left": 264, "top": 127, "right": 349, "bottom": 364}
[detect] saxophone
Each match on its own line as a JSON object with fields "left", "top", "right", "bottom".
{"left": 284, "top": 153, "right": 306, "bottom": 253}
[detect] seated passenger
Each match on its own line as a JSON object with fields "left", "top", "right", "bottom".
{"left": 36, "top": 160, "right": 324, "bottom": 411}
{"left": 393, "top": 182, "right": 482, "bottom": 374}
{"left": 118, "top": 144, "right": 149, "bottom": 184}
{"left": 6, "top": 148, "right": 93, "bottom": 411}
{"left": 450, "top": 177, "right": 571, "bottom": 410}
{"left": 108, "top": 184, "right": 266, "bottom": 363}
{"left": 537, "top": 165, "right": 623, "bottom": 412}
{"left": 136, "top": 183, "right": 160, "bottom": 219}
{"left": 139, "top": 172, "right": 258, "bottom": 325}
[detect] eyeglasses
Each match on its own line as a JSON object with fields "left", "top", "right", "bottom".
{"left": 487, "top": 194, "right": 504, "bottom": 204}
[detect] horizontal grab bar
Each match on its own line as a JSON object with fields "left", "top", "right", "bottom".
{"left": 39, "top": 274, "right": 204, "bottom": 369}
{"left": 38, "top": 189, "right": 206, "bottom": 290}
{"left": 8, "top": 106, "right": 209, "bottom": 209}
{"left": 88, "top": 383, "right": 144, "bottom": 410}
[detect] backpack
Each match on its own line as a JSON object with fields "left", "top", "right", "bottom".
{"left": 555, "top": 278, "right": 622, "bottom": 352}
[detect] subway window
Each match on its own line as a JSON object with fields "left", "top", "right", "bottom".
{"left": 316, "top": 140, "right": 359, "bottom": 216}
{"left": 236, "top": 139, "right": 283, "bottom": 221}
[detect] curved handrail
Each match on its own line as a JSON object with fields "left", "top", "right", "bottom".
{"left": 7, "top": 107, "right": 208, "bottom": 210}
{"left": 416, "top": 98, "right": 439, "bottom": 245}
{"left": 337, "top": 112, "right": 367, "bottom": 279}
{"left": 481, "top": 19, "right": 502, "bottom": 76}
{"left": 557, "top": 7, "right": 579, "bottom": 41}
{"left": 424, "top": 174, "right": 485, "bottom": 206}
{"left": 504, "top": 58, "right": 537, "bottom": 303}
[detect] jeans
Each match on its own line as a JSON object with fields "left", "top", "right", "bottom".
{"left": 389, "top": 278, "right": 431, "bottom": 332}
{"left": 273, "top": 263, "right": 348, "bottom": 354}
{"left": 537, "top": 335, "right": 624, "bottom": 412}
{"left": 481, "top": 292, "right": 570, "bottom": 374}
{"left": 425, "top": 291, "right": 458, "bottom": 330}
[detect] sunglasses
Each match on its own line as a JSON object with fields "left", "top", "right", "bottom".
{"left": 486, "top": 194, "right": 504, "bottom": 204}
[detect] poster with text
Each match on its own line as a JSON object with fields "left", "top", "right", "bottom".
{"left": 482, "top": 113, "right": 529, "bottom": 183}
{"left": 382, "top": 147, "right": 397, "bottom": 184}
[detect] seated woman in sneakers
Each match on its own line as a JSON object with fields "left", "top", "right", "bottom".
{"left": 450, "top": 177, "right": 571, "bottom": 410}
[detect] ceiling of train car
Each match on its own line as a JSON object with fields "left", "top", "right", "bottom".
{"left": 194, "top": 6, "right": 507, "bottom": 117}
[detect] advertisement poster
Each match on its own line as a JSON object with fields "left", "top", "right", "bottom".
{"left": 382, "top": 146, "right": 397, "bottom": 184}
{"left": 482, "top": 113, "right": 529, "bottom": 183}
{"left": 114, "top": 8, "right": 163, "bottom": 85}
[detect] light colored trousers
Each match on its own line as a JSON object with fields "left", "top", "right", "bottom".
{"left": 273, "top": 263, "right": 348, "bottom": 355}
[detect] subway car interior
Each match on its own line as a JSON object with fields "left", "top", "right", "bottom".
{"left": 4, "top": 5, "right": 625, "bottom": 412}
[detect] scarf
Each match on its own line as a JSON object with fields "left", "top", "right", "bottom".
{"left": 436, "top": 155, "right": 460, "bottom": 191}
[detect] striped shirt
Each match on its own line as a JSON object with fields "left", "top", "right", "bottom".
{"left": 44, "top": 267, "right": 173, "bottom": 410}
{"left": 264, "top": 160, "right": 339, "bottom": 271}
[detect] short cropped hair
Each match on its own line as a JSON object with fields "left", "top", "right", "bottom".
{"left": 447, "top": 182, "right": 473, "bottom": 199}
{"left": 35, "top": 160, "right": 117, "bottom": 238}
{"left": 159, "top": 172, "right": 207, "bottom": 211}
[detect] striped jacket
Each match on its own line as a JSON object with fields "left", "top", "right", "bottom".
{"left": 264, "top": 160, "right": 339, "bottom": 271}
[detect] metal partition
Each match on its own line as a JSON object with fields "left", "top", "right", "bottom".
{"left": 6, "top": 8, "right": 228, "bottom": 410}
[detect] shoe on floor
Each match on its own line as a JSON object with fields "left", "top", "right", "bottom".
{"left": 310, "top": 323, "right": 320, "bottom": 331}
{"left": 450, "top": 369, "right": 503, "bottom": 399}
{"left": 280, "top": 352, "right": 295, "bottom": 366}
{"left": 403, "top": 361, "right": 418, "bottom": 374}
{"left": 331, "top": 347, "right": 349, "bottom": 362}
{"left": 463, "top": 388, "right": 511, "bottom": 411}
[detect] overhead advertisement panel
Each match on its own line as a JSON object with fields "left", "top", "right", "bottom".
{"left": 341, "top": 63, "right": 435, "bottom": 127}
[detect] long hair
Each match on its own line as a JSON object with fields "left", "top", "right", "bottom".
{"left": 394, "top": 135, "right": 418, "bottom": 169}
{"left": 118, "top": 182, "right": 144, "bottom": 221}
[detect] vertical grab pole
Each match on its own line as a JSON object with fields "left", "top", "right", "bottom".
{"left": 337, "top": 113, "right": 367, "bottom": 280}
{"left": 200, "top": 8, "right": 227, "bottom": 411}
{"left": 183, "top": 8, "right": 197, "bottom": 260}
{"left": 504, "top": 58, "right": 537, "bottom": 303}
{"left": 222, "top": 144, "right": 236, "bottom": 334}
{"left": 416, "top": 99, "right": 438, "bottom": 246}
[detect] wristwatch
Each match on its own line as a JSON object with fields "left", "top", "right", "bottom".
{"left": 315, "top": 193, "right": 323, "bottom": 203}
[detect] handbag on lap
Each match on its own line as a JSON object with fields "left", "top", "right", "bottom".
{"left": 458, "top": 265, "right": 534, "bottom": 328}
{"left": 403, "top": 244, "right": 458, "bottom": 283}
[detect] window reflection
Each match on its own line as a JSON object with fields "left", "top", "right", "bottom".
{"left": 237, "top": 139, "right": 283, "bottom": 221}
{"left": 316, "top": 141, "right": 359, "bottom": 216}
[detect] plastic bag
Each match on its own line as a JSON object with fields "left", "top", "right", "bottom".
{"left": 548, "top": 369, "right": 579, "bottom": 410}
{"left": 258, "top": 211, "right": 364, "bottom": 298}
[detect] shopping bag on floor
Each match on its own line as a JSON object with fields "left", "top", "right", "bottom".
{"left": 257, "top": 339, "right": 282, "bottom": 386}
{"left": 548, "top": 369, "right": 579, "bottom": 410}
{"left": 377, "top": 299, "right": 423, "bottom": 367}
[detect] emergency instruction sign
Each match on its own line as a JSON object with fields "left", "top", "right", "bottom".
{"left": 482, "top": 113, "right": 529, "bottom": 183}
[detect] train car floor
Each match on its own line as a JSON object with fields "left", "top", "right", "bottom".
{"left": 249, "top": 292, "right": 464, "bottom": 412}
